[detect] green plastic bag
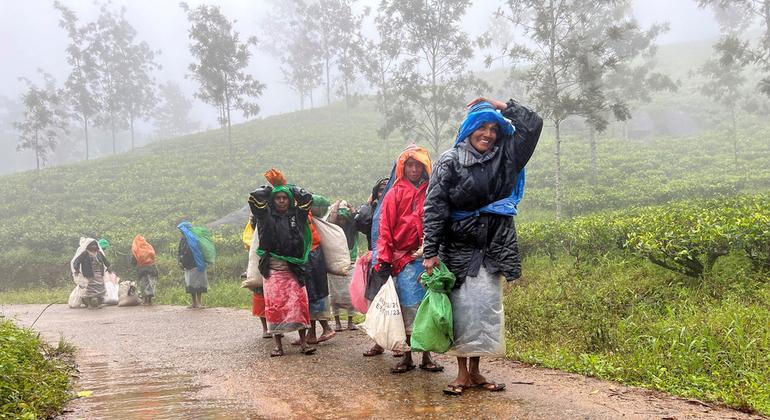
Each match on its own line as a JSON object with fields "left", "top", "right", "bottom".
{"left": 311, "top": 194, "right": 330, "bottom": 218}
{"left": 190, "top": 226, "right": 216, "bottom": 265}
{"left": 97, "top": 238, "right": 110, "bottom": 251}
{"left": 410, "top": 262, "right": 456, "bottom": 353}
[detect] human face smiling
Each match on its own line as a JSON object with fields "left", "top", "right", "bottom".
{"left": 469, "top": 122, "right": 499, "bottom": 154}
{"left": 404, "top": 158, "right": 425, "bottom": 184}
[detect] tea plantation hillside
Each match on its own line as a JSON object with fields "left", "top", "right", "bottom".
{"left": 1, "top": 98, "right": 770, "bottom": 290}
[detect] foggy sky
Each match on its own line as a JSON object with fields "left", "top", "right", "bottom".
{"left": 0, "top": 0, "right": 719, "bottom": 128}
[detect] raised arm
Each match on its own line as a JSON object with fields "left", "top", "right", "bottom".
{"left": 248, "top": 185, "right": 273, "bottom": 222}
{"left": 293, "top": 186, "right": 313, "bottom": 218}
{"left": 502, "top": 99, "right": 543, "bottom": 172}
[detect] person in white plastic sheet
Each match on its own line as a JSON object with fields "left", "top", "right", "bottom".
{"left": 327, "top": 200, "right": 360, "bottom": 332}
{"left": 71, "top": 238, "right": 112, "bottom": 309}
{"left": 422, "top": 97, "right": 542, "bottom": 395}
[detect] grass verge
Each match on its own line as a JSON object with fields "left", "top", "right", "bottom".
{"left": 0, "top": 319, "right": 75, "bottom": 419}
{"left": 506, "top": 254, "right": 770, "bottom": 415}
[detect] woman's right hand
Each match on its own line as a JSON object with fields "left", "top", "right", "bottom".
{"left": 423, "top": 256, "right": 440, "bottom": 276}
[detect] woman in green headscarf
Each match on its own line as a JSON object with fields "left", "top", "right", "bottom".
{"left": 248, "top": 169, "right": 316, "bottom": 357}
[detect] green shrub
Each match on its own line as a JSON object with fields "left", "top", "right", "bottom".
{"left": 0, "top": 319, "right": 73, "bottom": 419}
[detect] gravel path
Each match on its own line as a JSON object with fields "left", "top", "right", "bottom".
{"left": 1, "top": 304, "right": 763, "bottom": 419}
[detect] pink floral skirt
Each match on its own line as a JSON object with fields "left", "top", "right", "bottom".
{"left": 263, "top": 270, "right": 310, "bottom": 334}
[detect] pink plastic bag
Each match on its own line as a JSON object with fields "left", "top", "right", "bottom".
{"left": 349, "top": 251, "right": 372, "bottom": 313}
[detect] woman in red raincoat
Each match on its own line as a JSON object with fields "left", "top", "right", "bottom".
{"left": 373, "top": 144, "right": 443, "bottom": 374}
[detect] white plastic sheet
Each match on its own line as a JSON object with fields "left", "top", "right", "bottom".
{"left": 446, "top": 267, "right": 506, "bottom": 357}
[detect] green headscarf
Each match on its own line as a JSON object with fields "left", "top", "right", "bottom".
{"left": 257, "top": 184, "right": 312, "bottom": 265}
{"left": 338, "top": 207, "right": 352, "bottom": 220}
{"left": 270, "top": 184, "right": 295, "bottom": 203}
{"left": 97, "top": 239, "right": 110, "bottom": 251}
{"left": 311, "top": 194, "right": 330, "bottom": 218}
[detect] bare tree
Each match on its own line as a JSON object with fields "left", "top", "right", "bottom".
{"left": 14, "top": 73, "right": 70, "bottom": 173}
{"left": 54, "top": 1, "right": 98, "bottom": 161}
{"left": 698, "top": 0, "right": 770, "bottom": 95}
{"left": 378, "top": 0, "right": 486, "bottom": 153}
{"left": 181, "top": 2, "right": 265, "bottom": 155}
{"left": 495, "top": 0, "right": 669, "bottom": 217}
{"left": 262, "top": 0, "right": 322, "bottom": 110}
{"left": 154, "top": 81, "right": 200, "bottom": 139}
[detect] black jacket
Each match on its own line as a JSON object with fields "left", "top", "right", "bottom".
{"left": 249, "top": 185, "right": 313, "bottom": 284}
{"left": 73, "top": 251, "right": 110, "bottom": 279}
{"left": 178, "top": 237, "right": 196, "bottom": 270}
{"left": 423, "top": 100, "right": 542, "bottom": 286}
{"left": 355, "top": 202, "right": 375, "bottom": 250}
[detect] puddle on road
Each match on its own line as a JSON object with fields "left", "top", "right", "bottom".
{"left": 67, "top": 361, "right": 237, "bottom": 419}
{"left": 274, "top": 375, "right": 528, "bottom": 419}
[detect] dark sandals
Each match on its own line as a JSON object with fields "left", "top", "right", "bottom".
{"left": 443, "top": 384, "right": 466, "bottom": 396}
{"left": 390, "top": 363, "right": 416, "bottom": 374}
{"left": 443, "top": 381, "right": 506, "bottom": 396}
{"left": 300, "top": 347, "right": 317, "bottom": 355}
{"left": 474, "top": 382, "right": 506, "bottom": 392}
{"left": 419, "top": 362, "right": 444, "bottom": 372}
{"left": 363, "top": 347, "right": 384, "bottom": 357}
{"left": 270, "top": 348, "right": 284, "bottom": 357}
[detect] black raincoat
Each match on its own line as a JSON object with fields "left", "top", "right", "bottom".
{"left": 422, "top": 100, "right": 542, "bottom": 286}
{"left": 249, "top": 185, "right": 313, "bottom": 284}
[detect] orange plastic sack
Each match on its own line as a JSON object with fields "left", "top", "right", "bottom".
{"left": 131, "top": 235, "right": 156, "bottom": 267}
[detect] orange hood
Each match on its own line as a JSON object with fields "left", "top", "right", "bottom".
{"left": 395, "top": 144, "right": 432, "bottom": 182}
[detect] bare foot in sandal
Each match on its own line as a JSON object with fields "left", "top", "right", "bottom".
{"left": 317, "top": 330, "right": 336, "bottom": 343}
{"left": 443, "top": 383, "right": 467, "bottom": 396}
{"left": 470, "top": 373, "right": 506, "bottom": 391}
{"left": 270, "top": 347, "right": 284, "bottom": 357}
{"left": 363, "top": 345, "right": 384, "bottom": 357}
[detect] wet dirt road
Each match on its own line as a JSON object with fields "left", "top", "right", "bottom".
{"left": 1, "top": 304, "right": 763, "bottom": 419}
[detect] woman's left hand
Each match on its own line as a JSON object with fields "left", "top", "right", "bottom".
{"left": 423, "top": 256, "right": 439, "bottom": 276}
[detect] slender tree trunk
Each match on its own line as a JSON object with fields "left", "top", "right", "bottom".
{"left": 130, "top": 113, "right": 135, "bottom": 150}
{"left": 224, "top": 89, "right": 233, "bottom": 158}
{"left": 344, "top": 81, "right": 350, "bottom": 110}
{"left": 623, "top": 120, "right": 629, "bottom": 140}
{"left": 589, "top": 125, "right": 597, "bottom": 187}
{"left": 430, "top": 52, "right": 439, "bottom": 153}
{"left": 731, "top": 107, "right": 738, "bottom": 171}
{"left": 310, "top": 90, "right": 315, "bottom": 109}
{"left": 325, "top": 56, "right": 331, "bottom": 106}
{"left": 555, "top": 120, "right": 562, "bottom": 219}
{"left": 34, "top": 129, "right": 40, "bottom": 173}
{"left": 111, "top": 119, "right": 116, "bottom": 154}
{"left": 84, "top": 116, "right": 90, "bottom": 161}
